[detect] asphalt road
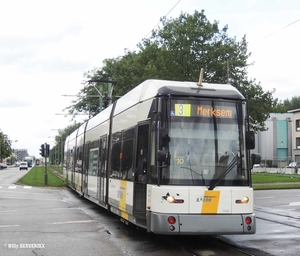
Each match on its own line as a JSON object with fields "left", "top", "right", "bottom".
{"left": 0, "top": 167, "right": 124, "bottom": 256}
{"left": 1, "top": 166, "right": 300, "bottom": 256}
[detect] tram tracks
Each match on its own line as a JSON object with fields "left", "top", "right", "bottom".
{"left": 165, "top": 234, "right": 263, "bottom": 256}
{"left": 162, "top": 208, "right": 299, "bottom": 256}
{"left": 255, "top": 207, "right": 300, "bottom": 230}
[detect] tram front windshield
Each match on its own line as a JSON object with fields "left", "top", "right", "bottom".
{"left": 163, "top": 99, "right": 248, "bottom": 186}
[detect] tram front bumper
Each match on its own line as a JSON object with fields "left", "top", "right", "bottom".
{"left": 149, "top": 212, "right": 256, "bottom": 235}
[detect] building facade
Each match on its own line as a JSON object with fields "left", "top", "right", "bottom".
{"left": 254, "top": 113, "right": 293, "bottom": 167}
{"left": 287, "top": 108, "right": 300, "bottom": 163}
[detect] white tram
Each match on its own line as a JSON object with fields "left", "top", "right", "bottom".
{"left": 64, "top": 78, "right": 260, "bottom": 235}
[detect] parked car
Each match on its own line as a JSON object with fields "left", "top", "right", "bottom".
{"left": 260, "top": 163, "right": 268, "bottom": 167}
{"left": 253, "top": 163, "right": 268, "bottom": 168}
{"left": 19, "top": 162, "right": 28, "bottom": 170}
{"left": 0, "top": 163, "right": 7, "bottom": 169}
{"left": 286, "top": 162, "right": 300, "bottom": 168}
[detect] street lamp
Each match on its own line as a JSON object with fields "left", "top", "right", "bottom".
{"left": 48, "top": 137, "right": 56, "bottom": 166}
{"left": 225, "top": 53, "right": 233, "bottom": 84}
{"left": 50, "top": 129, "right": 64, "bottom": 169}
{"left": 87, "top": 79, "right": 116, "bottom": 111}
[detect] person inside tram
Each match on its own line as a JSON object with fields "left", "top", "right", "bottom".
{"left": 136, "top": 149, "right": 147, "bottom": 183}
{"left": 212, "top": 139, "right": 244, "bottom": 185}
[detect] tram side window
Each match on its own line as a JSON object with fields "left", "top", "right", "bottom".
{"left": 70, "top": 148, "right": 74, "bottom": 171}
{"left": 99, "top": 137, "right": 107, "bottom": 178}
{"left": 87, "top": 140, "right": 100, "bottom": 176}
{"left": 83, "top": 143, "right": 89, "bottom": 175}
{"left": 135, "top": 124, "right": 149, "bottom": 182}
{"left": 111, "top": 132, "right": 122, "bottom": 178}
{"left": 76, "top": 146, "right": 83, "bottom": 173}
{"left": 122, "top": 139, "right": 134, "bottom": 181}
{"left": 66, "top": 149, "right": 71, "bottom": 170}
{"left": 88, "top": 149, "right": 98, "bottom": 176}
{"left": 149, "top": 129, "right": 158, "bottom": 184}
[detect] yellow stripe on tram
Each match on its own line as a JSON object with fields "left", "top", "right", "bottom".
{"left": 119, "top": 180, "right": 128, "bottom": 220}
{"left": 201, "top": 190, "right": 220, "bottom": 214}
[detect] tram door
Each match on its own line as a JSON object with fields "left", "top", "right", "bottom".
{"left": 133, "top": 123, "right": 149, "bottom": 220}
{"left": 71, "top": 147, "right": 76, "bottom": 189}
{"left": 98, "top": 136, "right": 107, "bottom": 206}
{"left": 83, "top": 142, "right": 89, "bottom": 196}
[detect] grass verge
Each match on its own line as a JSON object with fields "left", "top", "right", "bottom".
{"left": 17, "top": 166, "right": 65, "bottom": 187}
{"left": 17, "top": 167, "right": 300, "bottom": 190}
{"left": 252, "top": 173, "right": 300, "bottom": 190}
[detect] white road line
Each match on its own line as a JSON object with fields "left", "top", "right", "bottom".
{"left": 0, "top": 186, "right": 32, "bottom": 189}
{"left": 255, "top": 196, "right": 274, "bottom": 200}
{"left": 0, "top": 196, "right": 64, "bottom": 201}
{"left": 289, "top": 202, "right": 300, "bottom": 206}
{"left": 0, "top": 225, "right": 19, "bottom": 228}
{"left": 52, "top": 208, "right": 80, "bottom": 210}
{"left": 50, "top": 220, "right": 94, "bottom": 225}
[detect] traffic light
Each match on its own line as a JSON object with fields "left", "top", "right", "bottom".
{"left": 46, "top": 144, "right": 50, "bottom": 157}
{"left": 40, "top": 144, "right": 45, "bottom": 157}
{"left": 103, "top": 96, "right": 109, "bottom": 109}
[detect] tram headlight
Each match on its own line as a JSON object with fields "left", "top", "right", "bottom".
{"left": 235, "top": 196, "right": 249, "bottom": 204}
{"left": 167, "top": 195, "right": 175, "bottom": 203}
{"left": 162, "top": 193, "right": 184, "bottom": 204}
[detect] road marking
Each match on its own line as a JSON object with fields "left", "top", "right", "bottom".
{"left": 0, "top": 225, "right": 19, "bottom": 228}
{"left": 289, "top": 202, "right": 300, "bottom": 206}
{"left": 0, "top": 196, "right": 63, "bottom": 201}
{"left": 255, "top": 196, "right": 274, "bottom": 200}
{"left": 50, "top": 220, "right": 94, "bottom": 225}
{"left": 0, "top": 185, "right": 32, "bottom": 189}
{"left": 52, "top": 208, "right": 80, "bottom": 210}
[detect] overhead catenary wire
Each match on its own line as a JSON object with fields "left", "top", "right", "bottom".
{"left": 144, "top": 0, "right": 182, "bottom": 39}
{"left": 250, "top": 17, "right": 300, "bottom": 46}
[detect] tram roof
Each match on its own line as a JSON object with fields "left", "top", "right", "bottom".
{"left": 67, "top": 79, "right": 245, "bottom": 140}
{"left": 114, "top": 79, "right": 245, "bottom": 116}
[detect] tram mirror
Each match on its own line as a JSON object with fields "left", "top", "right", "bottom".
{"left": 246, "top": 131, "right": 255, "bottom": 149}
{"left": 251, "top": 153, "right": 261, "bottom": 165}
{"left": 160, "top": 128, "right": 170, "bottom": 147}
{"left": 157, "top": 150, "right": 168, "bottom": 162}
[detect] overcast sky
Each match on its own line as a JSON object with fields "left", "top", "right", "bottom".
{"left": 1, "top": 0, "right": 299, "bottom": 158}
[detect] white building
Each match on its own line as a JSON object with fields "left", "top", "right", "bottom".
{"left": 287, "top": 108, "right": 300, "bottom": 163}
{"left": 254, "top": 113, "right": 293, "bottom": 167}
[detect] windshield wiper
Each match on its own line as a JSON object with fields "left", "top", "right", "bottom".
{"left": 180, "top": 150, "right": 206, "bottom": 185}
{"left": 180, "top": 166, "right": 205, "bottom": 185}
{"left": 208, "top": 154, "right": 243, "bottom": 190}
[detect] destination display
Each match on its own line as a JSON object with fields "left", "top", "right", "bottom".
{"left": 171, "top": 103, "right": 233, "bottom": 118}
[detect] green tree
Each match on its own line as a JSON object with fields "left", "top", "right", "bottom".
{"left": 276, "top": 96, "right": 300, "bottom": 113}
{"left": 64, "top": 72, "right": 116, "bottom": 119}
{"left": 0, "top": 130, "right": 13, "bottom": 161}
{"left": 49, "top": 123, "right": 81, "bottom": 166}
{"left": 66, "top": 10, "right": 277, "bottom": 132}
